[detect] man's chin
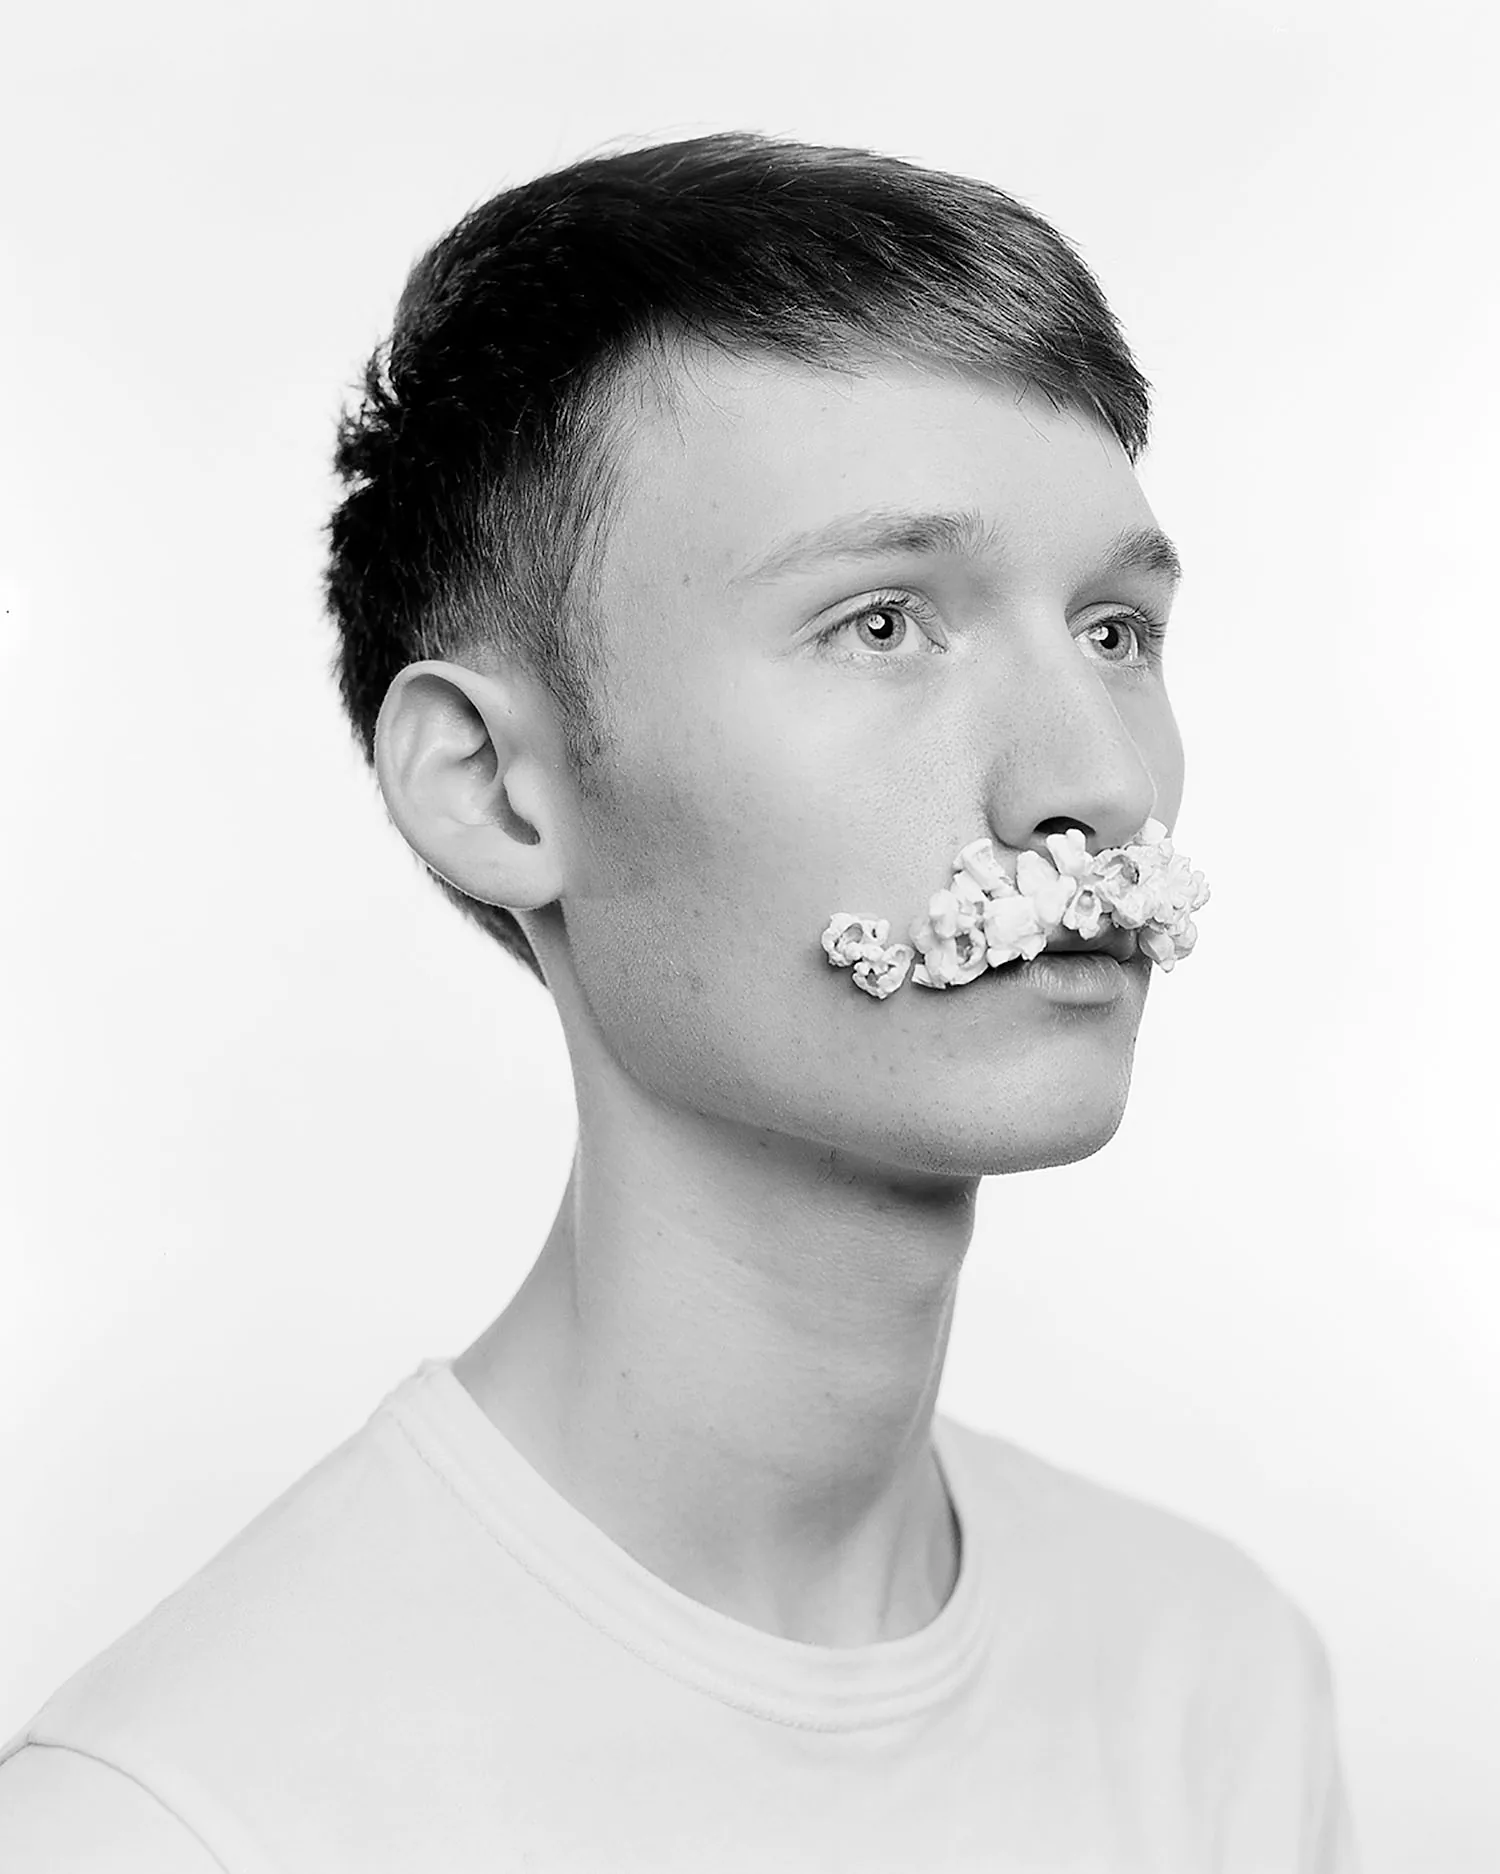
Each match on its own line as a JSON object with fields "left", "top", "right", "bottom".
{"left": 862, "top": 1080, "right": 1133, "bottom": 1181}
{"left": 976, "top": 1099, "right": 1128, "bottom": 1177}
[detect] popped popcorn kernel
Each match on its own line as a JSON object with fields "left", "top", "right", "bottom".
{"left": 853, "top": 944, "right": 915, "bottom": 999}
{"left": 910, "top": 923, "right": 989, "bottom": 989}
{"left": 1042, "top": 828, "right": 1095, "bottom": 882}
{"left": 820, "top": 914, "right": 890, "bottom": 968}
{"left": 1014, "top": 849, "right": 1077, "bottom": 930}
{"left": 978, "top": 891, "right": 1049, "bottom": 968}
{"left": 1060, "top": 884, "right": 1110, "bottom": 943}
{"left": 953, "top": 838, "right": 1017, "bottom": 897}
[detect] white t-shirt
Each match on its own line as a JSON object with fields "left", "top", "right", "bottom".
{"left": 0, "top": 1357, "right": 1359, "bottom": 1872}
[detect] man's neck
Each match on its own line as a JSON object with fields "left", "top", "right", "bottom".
{"left": 452, "top": 1111, "right": 975, "bottom": 1647}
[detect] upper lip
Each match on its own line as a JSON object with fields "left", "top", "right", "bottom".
{"left": 1044, "top": 930, "right": 1139, "bottom": 964}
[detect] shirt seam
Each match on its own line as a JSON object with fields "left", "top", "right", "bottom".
{"left": 385, "top": 1396, "right": 974, "bottom": 1736}
{"left": 9, "top": 1739, "right": 232, "bottom": 1872}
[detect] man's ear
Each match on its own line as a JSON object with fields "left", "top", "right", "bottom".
{"left": 372, "top": 660, "right": 566, "bottom": 913}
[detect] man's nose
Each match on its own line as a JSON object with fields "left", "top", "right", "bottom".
{"left": 975, "top": 612, "right": 1159, "bottom": 860}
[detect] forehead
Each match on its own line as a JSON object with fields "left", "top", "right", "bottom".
{"left": 597, "top": 345, "right": 1154, "bottom": 595}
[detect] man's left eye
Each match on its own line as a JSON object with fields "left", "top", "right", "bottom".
{"left": 1086, "top": 611, "right": 1169, "bottom": 664}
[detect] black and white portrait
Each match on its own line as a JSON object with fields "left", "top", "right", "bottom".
{"left": 1, "top": 4, "right": 1494, "bottom": 1870}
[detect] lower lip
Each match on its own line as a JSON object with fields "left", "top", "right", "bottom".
{"left": 997, "top": 952, "right": 1129, "bottom": 1004}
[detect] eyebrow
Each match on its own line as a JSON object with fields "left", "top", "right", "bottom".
{"left": 732, "top": 506, "right": 1183, "bottom": 592}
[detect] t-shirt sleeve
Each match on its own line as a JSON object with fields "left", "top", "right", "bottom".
{"left": 0, "top": 1743, "right": 224, "bottom": 1873}
{"left": 1206, "top": 1585, "right": 1362, "bottom": 1874}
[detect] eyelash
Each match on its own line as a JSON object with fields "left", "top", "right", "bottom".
{"left": 814, "top": 590, "right": 1169, "bottom": 669}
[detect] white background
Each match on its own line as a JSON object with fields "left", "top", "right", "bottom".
{"left": 2, "top": 2, "right": 1496, "bottom": 1867}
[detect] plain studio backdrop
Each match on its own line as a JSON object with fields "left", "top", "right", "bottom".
{"left": 1, "top": 2, "right": 1495, "bottom": 1868}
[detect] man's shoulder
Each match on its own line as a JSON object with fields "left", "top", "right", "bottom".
{"left": 940, "top": 1418, "right": 1355, "bottom": 1863}
{"left": 5, "top": 1391, "right": 418, "bottom": 1774}
{"left": 939, "top": 1412, "right": 1326, "bottom": 1669}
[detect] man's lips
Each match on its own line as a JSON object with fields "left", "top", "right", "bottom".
{"left": 996, "top": 929, "right": 1140, "bottom": 967}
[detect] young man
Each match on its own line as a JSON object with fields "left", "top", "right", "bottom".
{"left": 0, "top": 133, "right": 1358, "bottom": 1870}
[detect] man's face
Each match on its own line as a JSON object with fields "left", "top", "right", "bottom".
{"left": 544, "top": 348, "right": 1185, "bottom": 1179}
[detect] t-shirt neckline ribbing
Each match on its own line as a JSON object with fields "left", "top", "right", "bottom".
{"left": 384, "top": 1355, "right": 996, "bottom": 1733}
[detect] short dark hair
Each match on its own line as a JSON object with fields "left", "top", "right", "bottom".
{"left": 324, "top": 131, "right": 1152, "bottom": 990}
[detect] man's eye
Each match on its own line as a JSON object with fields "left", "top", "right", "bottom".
{"left": 813, "top": 592, "right": 945, "bottom": 661}
{"left": 1083, "top": 610, "right": 1169, "bottom": 666}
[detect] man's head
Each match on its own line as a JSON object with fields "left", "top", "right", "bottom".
{"left": 326, "top": 132, "right": 1184, "bottom": 1179}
